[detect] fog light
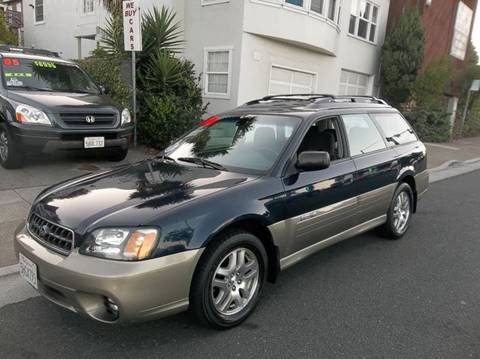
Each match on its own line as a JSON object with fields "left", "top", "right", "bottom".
{"left": 104, "top": 297, "right": 119, "bottom": 319}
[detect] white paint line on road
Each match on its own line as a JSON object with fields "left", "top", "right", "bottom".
{"left": 0, "top": 273, "right": 39, "bottom": 310}
{"left": 425, "top": 143, "right": 460, "bottom": 151}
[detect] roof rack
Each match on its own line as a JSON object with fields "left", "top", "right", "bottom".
{"left": 331, "top": 95, "right": 388, "bottom": 105}
{"left": 246, "top": 94, "right": 334, "bottom": 105}
{"left": 245, "top": 94, "right": 388, "bottom": 106}
{"left": 0, "top": 45, "right": 60, "bottom": 58}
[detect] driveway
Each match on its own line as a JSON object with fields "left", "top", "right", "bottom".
{"left": 0, "top": 148, "right": 151, "bottom": 267}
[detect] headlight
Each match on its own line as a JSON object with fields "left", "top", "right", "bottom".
{"left": 15, "top": 104, "right": 52, "bottom": 125}
{"left": 80, "top": 228, "right": 159, "bottom": 261}
{"left": 121, "top": 108, "right": 132, "bottom": 126}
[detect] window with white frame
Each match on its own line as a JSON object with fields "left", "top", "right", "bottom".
{"left": 83, "top": 0, "right": 95, "bottom": 14}
{"left": 204, "top": 48, "right": 232, "bottom": 97}
{"left": 450, "top": 1, "right": 473, "bottom": 60}
{"left": 339, "top": 70, "right": 370, "bottom": 96}
{"left": 348, "top": 0, "right": 379, "bottom": 43}
{"left": 34, "top": 0, "right": 44, "bottom": 23}
{"left": 269, "top": 66, "right": 316, "bottom": 95}
{"left": 201, "top": 0, "right": 230, "bottom": 5}
{"left": 285, "top": 0, "right": 341, "bottom": 23}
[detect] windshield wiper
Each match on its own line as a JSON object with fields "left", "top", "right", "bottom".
{"left": 386, "top": 129, "right": 415, "bottom": 145}
{"left": 154, "top": 153, "right": 176, "bottom": 162}
{"left": 177, "top": 157, "right": 227, "bottom": 171}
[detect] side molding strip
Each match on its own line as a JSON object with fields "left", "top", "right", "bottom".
{"left": 279, "top": 215, "right": 387, "bottom": 270}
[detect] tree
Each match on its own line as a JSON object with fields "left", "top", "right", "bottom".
{"left": 381, "top": 7, "right": 425, "bottom": 107}
{"left": 0, "top": 14, "right": 18, "bottom": 45}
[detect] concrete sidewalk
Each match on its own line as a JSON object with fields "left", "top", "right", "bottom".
{"left": 425, "top": 136, "right": 480, "bottom": 168}
{"left": 1, "top": 138, "right": 480, "bottom": 271}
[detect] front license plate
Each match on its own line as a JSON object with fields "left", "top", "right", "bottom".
{"left": 84, "top": 137, "right": 105, "bottom": 149}
{"left": 19, "top": 253, "right": 38, "bottom": 289}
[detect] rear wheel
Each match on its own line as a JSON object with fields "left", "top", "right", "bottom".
{"left": 379, "top": 183, "right": 413, "bottom": 239}
{"left": 0, "top": 124, "right": 23, "bottom": 169}
{"left": 190, "top": 230, "right": 267, "bottom": 329}
{"left": 105, "top": 147, "right": 128, "bottom": 162}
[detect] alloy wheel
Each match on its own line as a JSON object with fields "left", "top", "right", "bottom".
{"left": 393, "top": 191, "right": 410, "bottom": 234}
{"left": 211, "top": 247, "right": 259, "bottom": 316}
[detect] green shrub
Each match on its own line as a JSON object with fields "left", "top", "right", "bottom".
{"left": 412, "top": 58, "right": 452, "bottom": 110}
{"left": 404, "top": 110, "right": 451, "bottom": 142}
{"left": 77, "top": 48, "right": 131, "bottom": 110}
{"left": 0, "top": 15, "right": 17, "bottom": 45}
{"left": 138, "top": 57, "right": 206, "bottom": 149}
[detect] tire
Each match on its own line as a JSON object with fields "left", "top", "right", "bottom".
{"left": 190, "top": 230, "right": 268, "bottom": 329}
{"left": 105, "top": 147, "right": 128, "bottom": 162}
{"left": 379, "top": 182, "right": 414, "bottom": 240}
{"left": 0, "top": 123, "right": 23, "bottom": 169}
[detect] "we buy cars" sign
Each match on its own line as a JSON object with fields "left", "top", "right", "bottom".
{"left": 123, "top": 0, "right": 142, "bottom": 51}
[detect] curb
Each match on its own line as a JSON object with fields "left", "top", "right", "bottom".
{"left": 0, "top": 264, "right": 19, "bottom": 278}
{"left": 1, "top": 158, "right": 480, "bottom": 278}
{"left": 429, "top": 157, "right": 480, "bottom": 183}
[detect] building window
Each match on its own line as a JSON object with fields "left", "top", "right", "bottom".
{"left": 349, "top": 0, "right": 379, "bottom": 43}
{"left": 283, "top": 0, "right": 340, "bottom": 23}
{"left": 34, "top": 0, "right": 44, "bottom": 23}
{"left": 339, "top": 70, "right": 370, "bottom": 96}
{"left": 83, "top": 0, "right": 94, "bottom": 14}
{"left": 204, "top": 47, "right": 233, "bottom": 97}
{"left": 201, "top": 0, "right": 230, "bottom": 5}
{"left": 451, "top": 1, "right": 473, "bottom": 61}
{"left": 269, "top": 65, "right": 316, "bottom": 95}
{"left": 286, "top": 0, "right": 304, "bottom": 6}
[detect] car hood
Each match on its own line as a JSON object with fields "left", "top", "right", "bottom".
{"left": 7, "top": 90, "right": 118, "bottom": 112}
{"left": 31, "top": 160, "right": 255, "bottom": 234}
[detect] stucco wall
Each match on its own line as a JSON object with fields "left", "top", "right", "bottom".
{"left": 183, "top": 0, "right": 244, "bottom": 117}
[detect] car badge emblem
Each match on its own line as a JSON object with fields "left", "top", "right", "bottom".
{"left": 86, "top": 115, "right": 96, "bottom": 124}
{"left": 40, "top": 224, "right": 50, "bottom": 236}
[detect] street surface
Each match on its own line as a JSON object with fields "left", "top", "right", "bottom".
{"left": 1, "top": 170, "right": 480, "bottom": 358}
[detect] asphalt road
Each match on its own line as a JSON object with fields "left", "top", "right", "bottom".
{"left": 1, "top": 171, "right": 480, "bottom": 359}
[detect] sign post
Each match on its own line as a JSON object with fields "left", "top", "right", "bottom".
{"left": 459, "top": 79, "right": 480, "bottom": 137}
{"left": 123, "top": 0, "right": 142, "bottom": 147}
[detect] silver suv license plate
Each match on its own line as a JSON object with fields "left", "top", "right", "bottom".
{"left": 84, "top": 137, "right": 105, "bottom": 149}
{"left": 19, "top": 253, "right": 38, "bottom": 289}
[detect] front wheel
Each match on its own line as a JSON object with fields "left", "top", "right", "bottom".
{"left": 379, "top": 183, "right": 414, "bottom": 239}
{"left": 0, "top": 124, "right": 23, "bottom": 169}
{"left": 190, "top": 230, "right": 268, "bottom": 329}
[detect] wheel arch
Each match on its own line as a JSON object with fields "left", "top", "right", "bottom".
{"left": 398, "top": 172, "right": 417, "bottom": 213}
{"left": 202, "top": 215, "right": 280, "bottom": 283}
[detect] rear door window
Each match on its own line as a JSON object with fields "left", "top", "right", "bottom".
{"left": 342, "top": 114, "right": 386, "bottom": 156}
{"left": 372, "top": 113, "right": 417, "bottom": 146}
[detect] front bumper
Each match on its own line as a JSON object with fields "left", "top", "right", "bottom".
{"left": 9, "top": 123, "right": 133, "bottom": 152}
{"left": 14, "top": 224, "right": 204, "bottom": 323}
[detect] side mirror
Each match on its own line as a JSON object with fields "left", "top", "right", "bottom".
{"left": 296, "top": 151, "right": 331, "bottom": 171}
{"left": 99, "top": 85, "right": 107, "bottom": 95}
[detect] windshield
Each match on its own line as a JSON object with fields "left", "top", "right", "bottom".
{"left": 165, "top": 115, "right": 301, "bottom": 174}
{"left": 1, "top": 57, "right": 100, "bottom": 94}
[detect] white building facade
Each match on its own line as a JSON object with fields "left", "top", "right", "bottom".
{"left": 21, "top": 0, "right": 390, "bottom": 115}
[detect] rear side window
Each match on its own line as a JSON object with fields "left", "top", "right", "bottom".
{"left": 342, "top": 114, "right": 386, "bottom": 156}
{"left": 373, "top": 113, "right": 417, "bottom": 146}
